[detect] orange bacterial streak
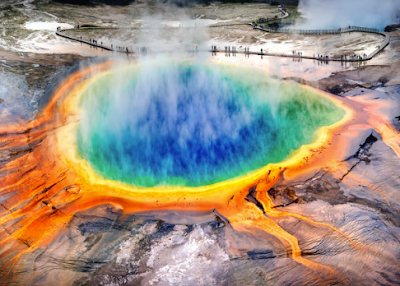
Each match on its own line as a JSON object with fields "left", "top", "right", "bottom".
{"left": 0, "top": 60, "right": 398, "bottom": 282}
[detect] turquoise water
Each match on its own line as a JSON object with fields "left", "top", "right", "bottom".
{"left": 77, "top": 61, "right": 344, "bottom": 187}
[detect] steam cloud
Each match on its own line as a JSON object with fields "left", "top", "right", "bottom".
{"left": 74, "top": 2, "right": 346, "bottom": 188}
{"left": 296, "top": 0, "right": 400, "bottom": 30}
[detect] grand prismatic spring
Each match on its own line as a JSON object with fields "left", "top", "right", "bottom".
{"left": 1, "top": 57, "right": 350, "bottom": 282}
{"left": 1, "top": 0, "right": 400, "bottom": 285}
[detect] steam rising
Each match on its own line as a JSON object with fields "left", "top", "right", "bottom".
{"left": 120, "top": 3, "right": 210, "bottom": 55}
{"left": 73, "top": 2, "right": 347, "bottom": 188}
{"left": 296, "top": 0, "right": 400, "bottom": 30}
{"left": 0, "top": 71, "right": 37, "bottom": 123}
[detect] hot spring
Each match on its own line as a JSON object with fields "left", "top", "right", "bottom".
{"left": 74, "top": 59, "right": 345, "bottom": 188}
{"left": 0, "top": 59, "right": 355, "bottom": 279}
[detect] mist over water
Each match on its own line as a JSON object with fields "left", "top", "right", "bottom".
{"left": 296, "top": 0, "right": 400, "bottom": 30}
{"left": 77, "top": 60, "right": 344, "bottom": 187}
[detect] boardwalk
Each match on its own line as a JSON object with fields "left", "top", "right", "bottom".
{"left": 253, "top": 24, "right": 390, "bottom": 61}
{"left": 55, "top": 7, "right": 390, "bottom": 62}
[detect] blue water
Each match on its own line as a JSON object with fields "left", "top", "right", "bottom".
{"left": 77, "top": 61, "right": 344, "bottom": 187}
